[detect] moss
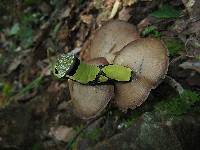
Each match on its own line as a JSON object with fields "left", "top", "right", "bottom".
{"left": 67, "top": 126, "right": 101, "bottom": 149}
{"left": 32, "top": 143, "right": 43, "bottom": 150}
{"left": 141, "top": 26, "right": 161, "bottom": 38}
{"left": 150, "top": 4, "right": 181, "bottom": 19}
{"left": 81, "top": 128, "right": 101, "bottom": 141}
{"left": 154, "top": 90, "right": 200, "bottom": 117}
{"left": 23, "top": 0, "right": 42, "bottom": 5}
{"left": 164, "top": 38, "right": 184, "bottom": 56}
{"left": 121, "top": 111, "right": 143, "bottom": 128}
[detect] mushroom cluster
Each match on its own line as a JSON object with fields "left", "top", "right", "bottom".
{"left": 69, "top": 20, "right": 169, "bottom": 119}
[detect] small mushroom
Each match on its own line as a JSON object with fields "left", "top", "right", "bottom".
{"left": 81, "top": 20, "right": 140, "bottom": 63}
{"left": 113, "top": 38, "right": 169, "bottom": 110}
{"left": 68, "top": 57, "right": 114, "bottom": 119}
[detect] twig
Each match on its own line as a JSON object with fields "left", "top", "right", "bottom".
{"left": 165, "top": 76, "right": 184, "bottom": 95}
{"left": 109, "top": 0, "right": 121, "bottom": 19}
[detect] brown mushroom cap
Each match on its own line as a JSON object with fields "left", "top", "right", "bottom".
{"left": 68, "top": 57, "right": 114, "bottom": 119}
{"left": 114, "top": 38, "right": 169, "bottom": 110}
{"left": 82, "top": 20, "right": 139, "bottom": 63}
{"left": 77, "top": 20, "right": 168, "bottom": 114}
{"left": 68, "top": 80, "right": 114, "bottom": 119}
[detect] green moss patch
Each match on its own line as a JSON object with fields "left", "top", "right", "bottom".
{"left": 154, "top": 90, "right": 200, "bottom": 117}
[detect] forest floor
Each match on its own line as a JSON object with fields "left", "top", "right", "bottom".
{"left": 0, "top": 0, "right": 200, "bottom": 150}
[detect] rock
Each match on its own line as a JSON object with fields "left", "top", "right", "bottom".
{"left": 49, "top": 126, "right": 75, "bottom": 142}
{"left": 0, "top": 105, "right": 31, "bottom": 148}
{"left": 0, "top": 92, "right": 79, "bottom": 149}
{"left": 88, "top": 112, "right": 200, "bottom": 150}
{"left": 171, "top": 114, "right": 200, "bottom": 150}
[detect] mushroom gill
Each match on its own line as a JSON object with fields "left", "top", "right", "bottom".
{"left": 81, "top": 20, "right": 139, "bottom": 63}
{"left": 113, "top": 38, "right": 169, "bottom": 110}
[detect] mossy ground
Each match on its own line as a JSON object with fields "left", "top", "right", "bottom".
{"left": 154, "top": 90, "right": 200, "bottom": 117}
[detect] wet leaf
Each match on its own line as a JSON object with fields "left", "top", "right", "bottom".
{"left": 164, "top": 38, "right": 184, "bottom": 56}
{"left": 141, "top": 25, "right": 161, "bottom": 37}
{"left": 18, "top": 26, "right": 33, "bottom": 48}
{"left": 80, "top": 15, "right": 93, "bottom": 24}
{"left": 122, "top": 0, "right": 138, "bottom": 6}
{"left": 179, "top": 61, "right": 200, "bottom": 73}
{"left": 118, "top": 7, "right": 132, "bottom": 21}
{"left": 2, "top": 82, "right": 12, "bottom": 96}
{"left": 49, "top": 126, "right": 75, "bottom": 142}
{"left": 7, "top": 58, "right": 22, "bottom": 73}
{"left": 150, "top": 5, "right": 181, "bottom": 19}
{"left": 9, "top": 23, "right": 20, "bottom": 36}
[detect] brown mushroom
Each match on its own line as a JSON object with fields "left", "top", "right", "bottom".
{"left": 68, "top": 57, "right": 114, "bottom": 119}
{"left": 81, "top": 20, "right": 140, "bottom": 63}
{"left": 113, "top": 38, "right": 169, "bottom": 110}
{"left": 81, "top": 20, "right": 168, "bottom": 111}
{"left": 69, "top": 20, "right": 168, "bottom": 119}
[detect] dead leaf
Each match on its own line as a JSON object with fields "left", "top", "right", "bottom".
{"left": 179, "top": 60, "right": 200, "bottom": 73}
{"left": 186, "top": 74, "right": 200, "bottom": 87}
{"left": 182, "top": 0, "right": 196, "bottom": 15}
{"left": 104, "top": 0, "right": 116, "bottom": 8}
{"left": 118, "top": 7, "right": 132, "bottom": 21}
{"left": 38, "top": 1, "right": 52, "bottom": 14}
{"left": 60, "top": 7, "right": 71, "bottom": 19}
{"left": 109, "top": 0, "right": 121, "bottom": 19}
{"left": 49, "top": 126, "right": 75, "bottom": 142}
{"left": 7, "top": 49, "right": 31, "bottom": 74}
{"left": 137, "top": 16, "right": 158, "bottom": 32}
{"left": 185, "top": 34, "right": 200, "bottom": 57}
{"left": 7, "top": 58, "right": 21, "bottom": 74}
{"left": 57, "top": 25, "right": 69, "bottom": 42}
{"left": 122, "top": 0, "right": 138, "bottom": 6}
{"left": 80, "top": 14, "right": 93, "bottom": 25}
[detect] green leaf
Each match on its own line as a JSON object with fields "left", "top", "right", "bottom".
{"left": 164, "top": 38, "right": 184, "bottom": 56}
{"left": 20, "top": 12, "right": 41, "bottom": 25}
{"left": 2, "top": 83, "right": 12, "bottom": 96}
{"left": 23, "top": 0, "right": 41, "bottom": 5}
{"left": 82, "top": 128, "right": 101, "bottom": 141}
{"left": 141, "top": 25, "right": 161, "bottom": 38}
{"left": 150, "top": 5, "right": 181, "bottom": 19}
{"left": 18, "top": 26, "right": 33, "bottom": 48}
{"left": 18, "top": 75, "right": 43, "bottom": 95}
{"left": 9, "top": 23, "right": 20, "bottom": 36}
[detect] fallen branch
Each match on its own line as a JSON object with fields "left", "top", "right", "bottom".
{"left": 165, "top": 76, "right": 184, "bottom": 95}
